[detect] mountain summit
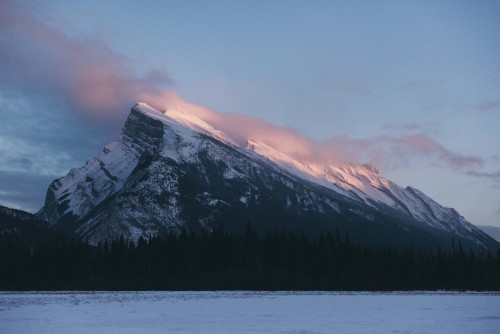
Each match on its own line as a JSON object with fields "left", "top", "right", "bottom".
{"left": 38, "top": 103, "right": 497, "bottom": 251}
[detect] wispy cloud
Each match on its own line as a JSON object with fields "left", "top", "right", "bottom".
{"left": 0, "top": 0, "right": 493, "bottom": 205}
{"left": 0, "top": 0, "right": 170, "bottom": 124}
{"left": 466, "top": 170, "right": 500, "bottom": 183}
{"left": 325, "top": 133, "right": 483, "bottom": 172}
{"left": 467, "top": 100, "right": 500, "bottom": 112}
{"left": 0, "top": 171, "right": 55, "bottom": 212}
{"left": 147, "top": 92, "right": 484, "bottom": 174}
{"left": 382, "top": 122, "right": 440, "bottom": 135}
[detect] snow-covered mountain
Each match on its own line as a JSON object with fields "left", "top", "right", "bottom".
{"left": 38, "top": 103, "right": 498, "bottom": 251}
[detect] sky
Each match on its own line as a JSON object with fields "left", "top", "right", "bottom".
{"left": 1, "top": 0, "right": 499, "bottom": 227}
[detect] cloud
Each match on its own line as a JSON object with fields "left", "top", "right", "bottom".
{"left": 326, "top": 134, "right": 483, "bottom": 172}
{"left": 0, "top": 0, "right": 170, "bottom": 124}
{"left": 0, "top": 134, "right": 74, "bottom": 177}
{"left": 382, "top": 121, "right": 440, "bottom": 135}
{"left": 466, "top": 170, "right": 500, "bottom": 183}
{"left": 399, "top": 135, "right": 483, "bottom": 168}
{"left": 0, "top": 0, "right": 492, "bottom": 211}
{"left": 143, "top": 91, "right": 484, "bottom": 174}
{"left": 0, "top": 171, "right": 55, "bottom": 212}
{"left": 468, "top": 100, "right": 500, "bottom": 112}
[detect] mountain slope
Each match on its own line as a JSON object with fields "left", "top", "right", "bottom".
{"left": 0, "top": 205, "right": 55, "bottom": 246}
{"left": 38, "top": 103, "right": 499, "bottom": 252}
{"left": 478, "top": 226, "right": 500, "bottom": 243}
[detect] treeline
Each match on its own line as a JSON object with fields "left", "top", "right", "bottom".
{"left": 1, "top": 226, "right": 499, "bottom": 291}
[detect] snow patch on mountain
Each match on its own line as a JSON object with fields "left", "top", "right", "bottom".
{"left": 164, "top": 107, "right": 238, "bottom": 147}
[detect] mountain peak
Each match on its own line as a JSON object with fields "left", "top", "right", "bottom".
{"left": 37, "top": 103, "right": 498, "bottom": 251}
{"left": 131, "top": 102, "right": 174, "bottom": 124}
{"left": 134, "top": 101, "right": 157, "bottom": 111}
{"left": 165, "top": 107, "right": 216, "bottom": 135}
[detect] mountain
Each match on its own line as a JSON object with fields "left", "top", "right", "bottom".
{"left": 0, "top": 205, "right": 55, "bottom": 246}
{"left": 38, "top": 103, "right": 498, "bottom": 252}
{"left": 478, "top": 226, "right": 500, "bottom": 243}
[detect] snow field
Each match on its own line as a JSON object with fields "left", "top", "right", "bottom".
{"left": 1, "top": 291, "right": 499, "bottom": 334}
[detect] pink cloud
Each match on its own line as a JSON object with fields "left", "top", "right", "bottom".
{"left": 142, "top": 91, "right": 318, "bottom": 160}
{"left": 0, "top": 0, "right": 485, "bottom": 177}
{"left": 0, "top": 0, "right": 169, "bottom": 123}
{"left": 398, "top": 135, "right": 483, "bottom": 169}
{"left": 145, "top": 91, "right": 484, "bottom": 173}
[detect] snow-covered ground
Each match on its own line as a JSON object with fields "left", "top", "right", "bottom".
{"left": 1, "top": 291, "right": 499, "bottom": 333}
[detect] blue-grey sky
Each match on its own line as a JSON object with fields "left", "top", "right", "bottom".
{"left": 1, "top": 0, "right": 499, "bottom": 227}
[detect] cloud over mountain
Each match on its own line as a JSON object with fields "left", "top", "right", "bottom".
{"left": 0, "top": 0, "right": 169, "bottom": 123}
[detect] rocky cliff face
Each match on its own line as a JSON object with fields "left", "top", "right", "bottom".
{"left": 39, "top": 106, "right": 164, "bottom": 225}
{"left": 38, "top": 103, "right": 498, "bottom": 252}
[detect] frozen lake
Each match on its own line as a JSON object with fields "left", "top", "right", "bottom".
{"left": 1, "top": 291, "right": 499, "bottom": 333}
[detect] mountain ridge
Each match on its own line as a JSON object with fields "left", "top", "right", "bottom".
{"left": 478, "top": 225, "right": 500, "bottom": 243}
{"left": 37, "top": 103, "right": 498, "bottom": 252}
